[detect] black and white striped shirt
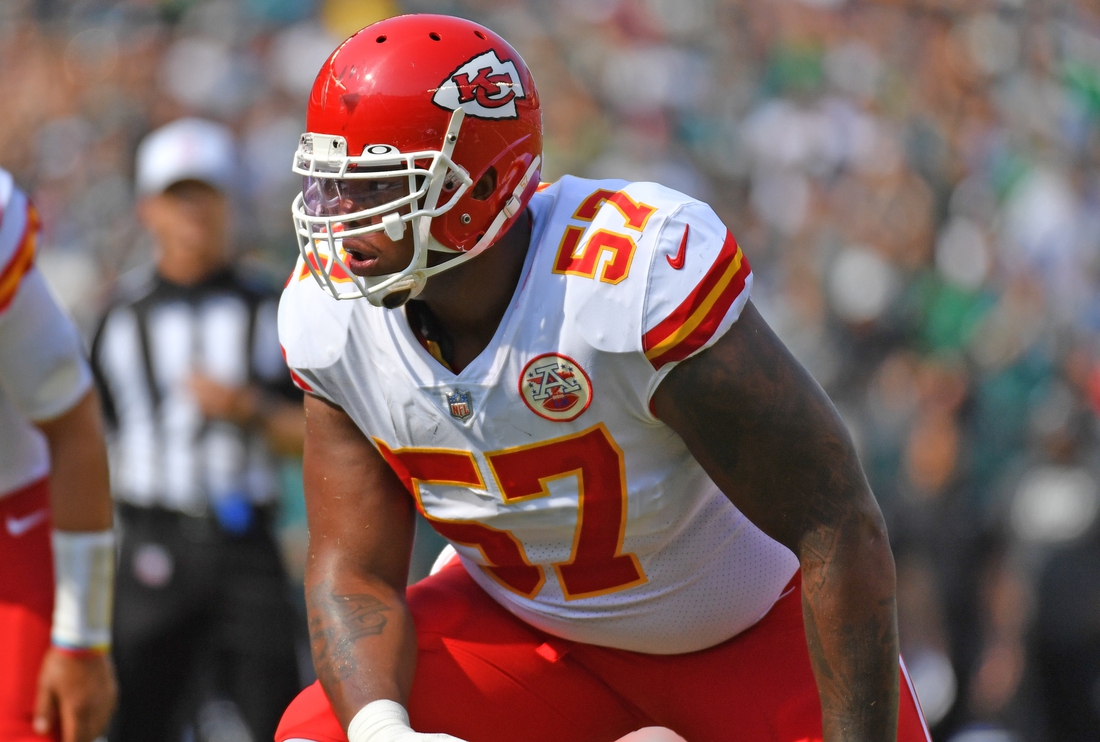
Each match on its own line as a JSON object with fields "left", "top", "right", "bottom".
{"left": 91, "top": 268, "right": 300, "bottom": 514}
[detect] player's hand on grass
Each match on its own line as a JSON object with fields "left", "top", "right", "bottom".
{"left": 34, "top": 647, "right": 117, "bottom": 742}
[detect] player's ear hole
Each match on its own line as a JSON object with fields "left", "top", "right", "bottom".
{"left": 471, "top": 168, "right": 496, "bottom": 201}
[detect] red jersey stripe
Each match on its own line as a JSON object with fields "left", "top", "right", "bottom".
{"left": 280, "top": 344, "right": 314, "bottom": 392}
{"left": 288, "top": 368, "right": 314, "bottom": 393}
{"left": 644, "top": 255, "right": 750, "bottom": 370}
{"left": 642, "top": 230, "right": 742, "bottom": 351}
{"left": 642, "top": 231, "right": 750, "bottom": 368}
{"left": 0, "top": 204, "right": 39, "bottom": 313}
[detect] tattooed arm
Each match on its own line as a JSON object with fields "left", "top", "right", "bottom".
{"left": 652, "top": 301, "right": 898, "bottom": 742}
{"left": 301, "top": 393, "right": 419, "bottom": 728}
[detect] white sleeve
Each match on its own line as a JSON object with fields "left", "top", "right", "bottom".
{"left": 278, "top": 258, "right": 353, "bottom": 406}
{"left": 640, "top": 199, "right": 753, "bottom": 394}
{"left": 0, "top": 268, "right": 93, "bottom": 421}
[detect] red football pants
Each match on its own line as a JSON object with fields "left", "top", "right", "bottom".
{"left": 277, "top": 559, "right": 930, "bottom": 742}
{"left": 0, "top": 478, "right": 57, "bottom": 742}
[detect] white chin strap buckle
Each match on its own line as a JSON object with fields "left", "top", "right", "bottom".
{"left": 382, "top": 212, "right": 405, "bottom": 241}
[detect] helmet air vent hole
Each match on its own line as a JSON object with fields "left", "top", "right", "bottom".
{"left": 429, "top": 32, "right": 441, "bottom": 41}
{"left": 471, "top": 167, "right": 497, "bottom": 201}
{"left": 376, "top": 35, "right": 386, "bottom": 43}
{"left": 461, "top": 214, "right": 472, "bottom": 224}
{"left": 474, "top": 30, "right": 486, "bottom": 39}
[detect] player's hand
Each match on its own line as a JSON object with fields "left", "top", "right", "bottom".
{"left": 33, "top": 648, "right": 117, "bottom": 742}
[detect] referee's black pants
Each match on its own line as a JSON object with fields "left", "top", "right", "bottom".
{"left": 108, "top": 504, "right": 302, "bottom": 742}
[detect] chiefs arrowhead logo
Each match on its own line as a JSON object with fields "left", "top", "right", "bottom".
{"left": 433, "top": 50, "right": 525, "bottom": 120}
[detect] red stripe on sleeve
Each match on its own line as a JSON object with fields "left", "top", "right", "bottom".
{"left": 644, "top": 256, "right": 751, "bottom": 370}
{"left": 0, "top": 204, "right": 39, "bottom": 313}
{"left": 280, "top": 344, "right": 314, "bottom": 392}
{"left": 642, "top": 230, "right": 744, "bottom": 354}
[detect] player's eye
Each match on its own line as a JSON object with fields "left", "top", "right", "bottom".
{"left": 343, "top": 178, "right": 408, "bottom": 205}
{"left": 301, "top": 176, "right": 412, "bottom": 218}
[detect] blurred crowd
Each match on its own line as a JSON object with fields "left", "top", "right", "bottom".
{"left": 4, "top": 0, "right": 1100, "bottom": 739}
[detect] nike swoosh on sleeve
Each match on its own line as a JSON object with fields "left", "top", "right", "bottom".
{"left": 667, "top": 224, "right": 689, "bottom": 270}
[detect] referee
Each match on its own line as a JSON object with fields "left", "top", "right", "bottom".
{"left": 91, "top": 118, "right": 304, "bottom": 742}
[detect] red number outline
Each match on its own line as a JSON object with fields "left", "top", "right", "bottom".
{"left": 484, "top": 423, "right": 647, "bottom": 600}
{"left": 374, "top": 439, "right": 546, "bottom": 598}
{"left": 552, "top": 227, "right": 638, "bottom": 285}
{"left": 375, "top": 425, "right": 647, "bottom": 601}
{"left": 571, "top": 188, "right": 658, "bottom": 232}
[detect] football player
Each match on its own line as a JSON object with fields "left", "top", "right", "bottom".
{"left": 0, "top": 169, "right": 116, "bottom": 742}
{"left": 275, "top": 14, "right": 930, "bottom": 742}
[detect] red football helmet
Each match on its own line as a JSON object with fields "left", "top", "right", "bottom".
{"left": 291, "top": 14, "right": 543, "bottom": 307}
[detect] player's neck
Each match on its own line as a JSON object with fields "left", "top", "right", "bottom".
{"left": 416, "top": 210, "right": 532, "bottom": 370}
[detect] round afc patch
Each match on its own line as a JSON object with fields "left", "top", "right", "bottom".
{"left": 519, "top": 353, "right": 593, "bottom": 422}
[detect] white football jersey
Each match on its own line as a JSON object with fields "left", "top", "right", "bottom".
{"left": 0, "top": 169, "right": 93, "bottom": 498}
{"left": 279, "top": 176, "right": 798, "bottom": 654}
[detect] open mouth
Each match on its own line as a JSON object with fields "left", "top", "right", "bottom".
{"left": 343, "top": 246, "right": 378, "bottom": 275}
{"left": 341, "top": 238, "right": 382, "bottom": 275}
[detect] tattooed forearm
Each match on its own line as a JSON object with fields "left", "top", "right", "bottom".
{"left": 309, "top": 581, "right": 392, "bottom": 683}
{"left": 798, "top": 497, "right": 849, "bottom": 593}
{"left": 334, "top": 591, "right": 391, "bottom": 637}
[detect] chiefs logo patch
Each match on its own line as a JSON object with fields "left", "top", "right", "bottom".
{"left": 519, "top": 353, "right": 592, "bottom": 422}
{"left": 433, "top": 50, "right": 525, "bottom": 120}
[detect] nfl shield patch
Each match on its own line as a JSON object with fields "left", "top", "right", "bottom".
{"left": 446, "top": 389, "right": 473, "bottom": 421}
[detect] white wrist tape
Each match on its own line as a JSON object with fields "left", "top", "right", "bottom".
{"left": 347, "top": 700, "right": 464, "bottom": 742}
{"left": 51, "top": 529, "right": 115, "bottom": 650}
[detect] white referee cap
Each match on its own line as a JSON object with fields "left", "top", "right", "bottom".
{"left": 135, "top": 117, "right": 237, "bottom": 196}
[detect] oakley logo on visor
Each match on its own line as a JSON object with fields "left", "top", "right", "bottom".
{"left": 433, "top": 50, "right": 525, "bottom": 120}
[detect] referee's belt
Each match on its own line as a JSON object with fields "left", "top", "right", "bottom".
{"left": 114, "top": 500, "right": 277, "bottom": 538}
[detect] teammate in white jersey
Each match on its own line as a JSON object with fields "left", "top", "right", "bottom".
{"left": 0, "top": 169, "right": 116, "bottom": 742}
{"left": 275, "top": 14, "right": 929, "bottom": 742}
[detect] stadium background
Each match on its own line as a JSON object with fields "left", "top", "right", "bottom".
{"left": 3, "top": 0, "right": 1100, "bottom": 739}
